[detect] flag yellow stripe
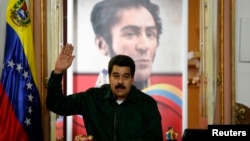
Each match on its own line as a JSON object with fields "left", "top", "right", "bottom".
{"left": 6, "top": 0, "right": 38, "bottom": 87}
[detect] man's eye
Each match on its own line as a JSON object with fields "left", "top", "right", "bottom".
{"left": 113, "top": 75, "right": 119, "bottom": 78}
{"left": 123, "top": 75, "right": 130, "bottom": 79}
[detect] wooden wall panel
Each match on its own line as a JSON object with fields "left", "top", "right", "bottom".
{"left": 188, "top": 0, "right": 201, "bottom": 128}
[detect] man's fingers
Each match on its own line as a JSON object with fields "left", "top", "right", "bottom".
{"left": 62, "top": 43, "right": 74, "bottom": 56}
{"left": 68, "top": 44, "right": 74, "bottom": 56}
{"left": 64, "top": 43, "right": 71, "bottom": 55}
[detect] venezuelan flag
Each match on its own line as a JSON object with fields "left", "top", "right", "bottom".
{"left": 0, "top": 0, "right": 42, "bottom": 140}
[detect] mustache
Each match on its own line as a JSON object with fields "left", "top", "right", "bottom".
{"left": 115, "top": 84, "right": 126, "bottom": 89}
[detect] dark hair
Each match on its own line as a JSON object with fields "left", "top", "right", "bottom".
{"left": 91, "top": 0, "right": 162, "bottom": 46}
{"left": 108, "top": 55, "right": 136, "bottom": 77}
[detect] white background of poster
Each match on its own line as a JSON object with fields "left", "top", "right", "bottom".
{"left": 72, "top": 0, "right": 184, "bottom": 74}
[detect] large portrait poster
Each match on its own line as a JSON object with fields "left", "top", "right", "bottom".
{"left": 61, "top": 0, "right": 188, "bottom": 140}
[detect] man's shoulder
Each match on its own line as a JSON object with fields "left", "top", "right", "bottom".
{"left": 100, "top": 84, "right": 110, "bottom": 89}
{"left": 84, "top": 84, "right": 110, "bottom": 99}
{"left": 87, "top": 84, "right": 110, "bottom": 92}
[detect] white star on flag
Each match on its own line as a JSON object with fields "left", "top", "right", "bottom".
{"left": 28, "top": 93, "right": 34, "bottom": 102}
{"left": 24, "top": 117, "right": 31, "bottom": 126}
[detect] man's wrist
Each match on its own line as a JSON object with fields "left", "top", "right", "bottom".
{"left": 54, "top": 69, "right": 63, "bottom": 74}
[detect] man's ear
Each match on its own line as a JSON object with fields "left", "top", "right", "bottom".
{"left": 95, "top": 36, "right": 109, "bottom": 56}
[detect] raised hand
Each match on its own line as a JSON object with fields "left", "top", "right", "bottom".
{"left": 54, "top": 43, "right": 75, "bottom": 74}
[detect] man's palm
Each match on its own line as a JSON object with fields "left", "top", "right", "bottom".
{"left": 54, "top": 43, "right": 75, "bottom": 73}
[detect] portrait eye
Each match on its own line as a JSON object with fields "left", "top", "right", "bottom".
{"left": 124, "top": 31, "right": 137, "bottom": 38}
{"left": 146, "top": 30, "right": 157, "bottom": 39}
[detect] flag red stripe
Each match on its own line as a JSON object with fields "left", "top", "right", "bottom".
{"left": 0, "top": 84, "right": 28, "bottom": 141}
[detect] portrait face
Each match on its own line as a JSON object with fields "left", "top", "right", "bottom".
{"left": 109, "top": 65, "right": 134, "bottom": 100}
{"left": 110, "top": 6, "right": 158, "bottom": 83}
